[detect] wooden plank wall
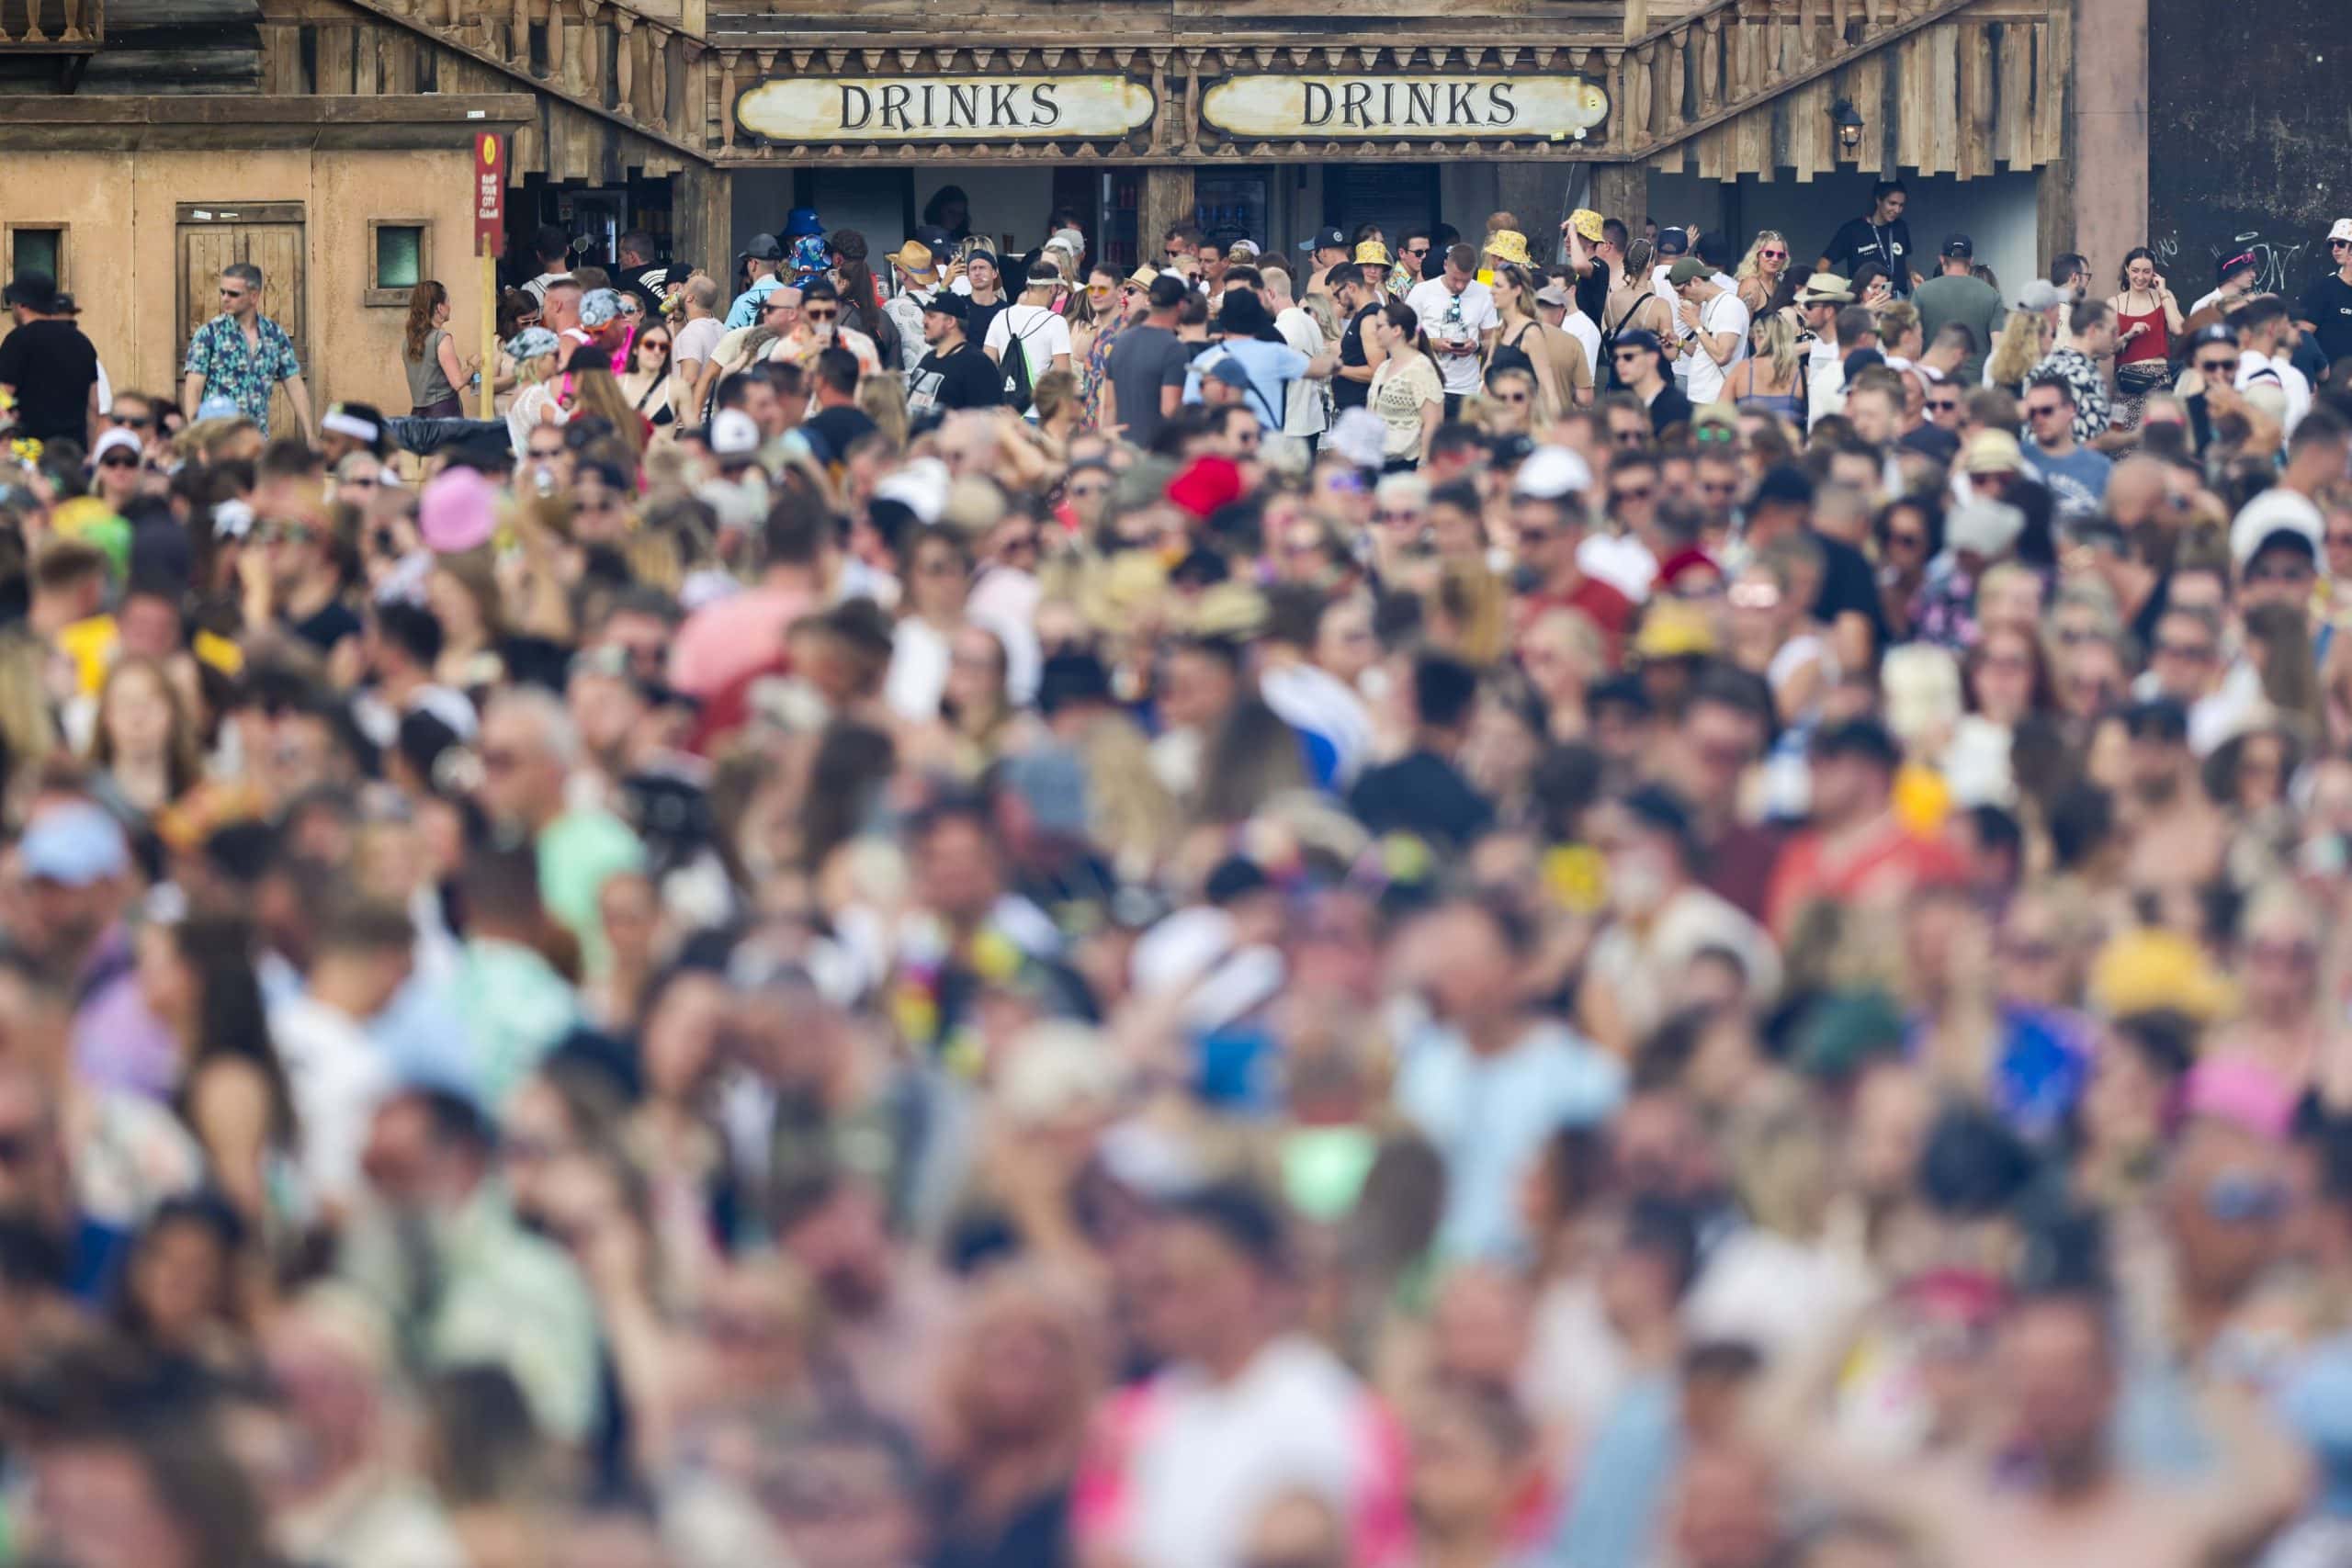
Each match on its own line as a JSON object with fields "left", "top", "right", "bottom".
{"left": 1652, "top": 0, "right": 2063, "bottom": 183}
{"left": 256, "top": 0, "right": 689, "bottom": 184}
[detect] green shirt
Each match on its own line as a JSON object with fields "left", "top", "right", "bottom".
{"left": 452, "top": 937, "right": 580, "bottom": 1108}
{"left": 536, "top": 807, "right": 646, "bottom": 973}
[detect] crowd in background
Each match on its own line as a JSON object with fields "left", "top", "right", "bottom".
{"left": 0, "top": 182, "right": 2344, "bottom": 1568}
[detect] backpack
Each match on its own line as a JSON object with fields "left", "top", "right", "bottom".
{"left": 999, "top": 306, "right": 1051, "bottom": 413}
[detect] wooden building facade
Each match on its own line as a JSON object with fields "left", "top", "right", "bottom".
{"left": 0, "top": 0, "right": 2104, "bottom": 416}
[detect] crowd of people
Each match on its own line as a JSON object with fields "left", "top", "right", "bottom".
{"left": 0, "top": 178, "right": 2344, "bottom": 1568}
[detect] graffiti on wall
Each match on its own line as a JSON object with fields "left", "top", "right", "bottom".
{"left": 2146, "top": 229, "right": 2311, "bottom": 299}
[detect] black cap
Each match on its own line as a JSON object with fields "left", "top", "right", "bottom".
{"left": 1621, "top": 783, "right": 1699, "bottom": 850}
{"left": 1037, "top": 649, "right": 1113, "bottom": 716}
{"left": 922, "top": 291, "right": 967, "bottom": 321}
{"left": 1204, "top": 855, "right": 1273, "bottom": 906}
{"left": 3, "top": 271, "right": 58, "bottom": 310}
{"left": 1218, "top": 290, "right": 1271, "bottom": 335}
{"left": 912, "top": 224, "right": 954, "bottom": 252}
{"left": 1811, "top": 716, "right": 1901, "bottom": 769}
{"left": 741, "top": 232, "right": 784, "bottom": 262}
{"left": 1752, "top": 463, "right": 1815, "bottom": 508}
{"left": 1842, "top": 346, "right": 1887, "bottom": 381}
{"left": 2185, "top": 322, "right": 2238, "bottom": 353}
{"left": 1299, "top": 226, "right": 1349, "bottom": 253}
{"left": 1588, "top": 672, "right": 1654, "bottom": 716}
{"left": 1613, "top": 327, "right": 1663, "bottom": 355}
{"left": 1940, "top": 233, "right": 1974, "bottom": 258}
{"left": 1657, "top": 227, "right": 1690, "bottom": 255}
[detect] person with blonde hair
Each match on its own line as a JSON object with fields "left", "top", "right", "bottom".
{"left": 1734, "top": 230, "right": 1795, "bottom": 316}
{"left": 1726, "top": 310, "right": 1804, "bottom": 418}
{"left": 503, "top": 325, "right": 568, "bottom": 459}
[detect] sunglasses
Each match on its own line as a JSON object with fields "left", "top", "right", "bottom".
{"left": 2196, "top": 358, "right": 2237, "bottom": 377}
{"left": 97, "top": 454, "right": 139, "bottom": 470}
{"left": 1612, "top": 428, "right": 1649, "bottom": 446}
{"left": 1926, "top": 398, "right": 1962, "bottom": 413}
{"left": 219, "top": 288, "right": 249, "bottom": 299}
{"left": 1087, "top": 283, "right": 1114, "bottom": 294}
{"left": 803, "top": 308, "right": 837, "bottom": 321}
{"left": 1611, "top": 485, "right": 1655, "bottom": 503}
{"left": 1406, "top": 246, "right": 1430, "bottom": 257}
{"left": 2025, "top": 402, "right": 2066, "bottom": 419}
{"left": 1758, "top": 248, "right": 1787, "bottom": 259}
{"left": 111, "top": 415, "right": 153, "bottom": 430}
{"left": 1498, "top": 389, "right": 1530, "bottom": 404}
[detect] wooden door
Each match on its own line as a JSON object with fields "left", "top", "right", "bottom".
{"left": 176, "top": 202, "right": 309, "bottom": 436}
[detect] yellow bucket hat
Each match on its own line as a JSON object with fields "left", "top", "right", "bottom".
{"left": 1484, "top": 230, "right": 1533, "bottom": 267}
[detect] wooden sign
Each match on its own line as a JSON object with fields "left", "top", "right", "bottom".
{"left": 1201, "top": 74, "right": 1610, "bottom": 141}
{"left": 738, "top": 76, "right": 1156, "bottom": 142}
{"left": 471, "top": 133, "right": 503, "bottom": 254}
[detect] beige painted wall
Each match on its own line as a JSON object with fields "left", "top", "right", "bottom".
{"left": 1, "top": 146, "right": 488, "bottom": 422}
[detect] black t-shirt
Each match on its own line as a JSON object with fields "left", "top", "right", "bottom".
{"left": 288, "top": 599, "right": 363, "bottom": 656}
{"left": 907, "top": 343, "right": 1001, "bottom": 414}
{"left": 1819, "top": 216, "right": 1917, "bottom": 295}
{"left": 0, "top": 320, "right": 99, "bottom": 444}
{"left": 1810, "top": 528, "right": 1891, "bottom": 649}
{"left": 1336, "top": 302, "right": 1381, "bottom": 411}
{"left": 1645, "top": 382, "right": 1695, "bottom": 435}
{"left": 618, "top": 262, "right": 670, "bottom": 310}
{"left": 963, "top": 296, "right": 1011, "bottom": 354}
{"left": 1349, "top": 750, "right": 1494, "bottom": 850}
{"left": 2300, "top": 271, "right": 2352, "bottom": 366}
{"left": 803, "top": 404, "right": 878, "bottom": 465}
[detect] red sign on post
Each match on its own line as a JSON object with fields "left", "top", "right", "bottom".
{"left": 472, "top": 133, "right": 504, "bottom": 255}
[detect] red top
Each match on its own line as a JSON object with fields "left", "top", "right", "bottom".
{"left": 2117, "top": 302, "right": 2169, "bottom": 366}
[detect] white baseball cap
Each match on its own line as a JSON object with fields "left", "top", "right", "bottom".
{"left": 2330, "top": 218, "right": 2352, "bottom": 244}
{"left": 707, "top": 408, "right": 761, "bottom": 459}
{"left": 2230, "top": 487, "right": 2326, "bottom": 577}
{"left": 1512, "top": 445, "right": 1594, "bottom": 501}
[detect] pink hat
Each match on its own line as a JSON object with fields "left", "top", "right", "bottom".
{"left": 2180, "top": 1055, "right": 2298, "bottom": 1143}
{"left": 420, "top": 467, "right": 497, "bottom": 555}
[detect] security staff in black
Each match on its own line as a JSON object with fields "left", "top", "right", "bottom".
{"left": 1331, "top": 264, "right": 1385, "bottom": 413}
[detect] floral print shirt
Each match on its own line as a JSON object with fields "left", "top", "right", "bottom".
{"left": 183, "top": 312, "right": 300, "bottom": 434}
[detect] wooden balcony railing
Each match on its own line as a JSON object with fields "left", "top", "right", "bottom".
{"left": 341, "top": 0, "right": 703, "bottom": 151}
{"left": 0, "top": 0, "right": 102, "bottom": 50}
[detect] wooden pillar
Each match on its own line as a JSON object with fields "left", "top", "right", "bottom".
{"left": 1140, "top": 166, "right": 1196, "bottom": 255}
{"left": 1590, "top": 164, "right": 1647, "bottom": 231}
{"left": 673, "top": 159, "right": 733, "bottom": 278}
{"left": 1495, "top": 165, "right": 1570, "bottom": 264}
{"left": 2065, "top": 0, "right": 2137, "bottom": 272}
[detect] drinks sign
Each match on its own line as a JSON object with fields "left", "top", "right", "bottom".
{"left": 1201, "top": 74, "right": 1609, "bottom": 140}
{"left": 738, "top": 76, "right": 1156, "bottom": 141}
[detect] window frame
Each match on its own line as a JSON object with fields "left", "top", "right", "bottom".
{"left": 365, "top": 218, "right": 433, "bottom": 309}
{"left": 3, "top": 224, "right": 70, "bottom": 294}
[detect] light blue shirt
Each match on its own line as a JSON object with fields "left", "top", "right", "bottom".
{"left": 1547, "top": 1371, "right": 1682, "bottom": 1568}
{"left": 1182, "top": 339, "right": 1310, "bottom": 431}
{"left": 1395, "top": 1017, "right": 1624, "bottom": 1260}
{"left": 724, "top": 273, "right": 782, "bottom": 330}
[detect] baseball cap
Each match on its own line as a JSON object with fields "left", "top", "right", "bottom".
{"left": 2331, "top": 218, "right": 2352, "bottom": 243}
{"left": 1534, "top": 284, "right": 1571, "bottom": 308}
{"left": 1667, "top": 256, "right": 1709, "bottom": 288}
{"left": 1811, "top": 716, "right": 1900, "bottom": 769}
{"left": 1657, "top": 227, "right": 1689, "bottom": 255}
{"left": 1512, "top": 445, "right": 1594, "bottom": 500}
{"left": 506, "top": 326, "right": 560, "bottom": 363}
{"left": 922, "top": 291, "right": 968, "bottom": 322}
{"left": 1940, "top": 233, "right": 1974, "bottom": 258}
{"left": 2185, "top": 322, "right": 2238, "bottom": 354}
{"left": 741, "top": 232, "right": 784, "bottom": 262}
{"left": 1299, "top": 226, "right": 1348, "bottom": 253}
{"left": 2230, "top": 488, "right": 2326, "bottom": 575}
{"left": 1205, "top": 356, "right": 1253, "bottom": 390}
{"left": 708, "top": 408, "right": 761, "bottom": 460}
{"left": 2018, "top": 278, "right": 2065, "bottom": 312}
{"left": 19, "top": 802, "right": 130, "bottom": 886}
{"left": 1613, "top": 327, "right": 1662, "bottom": 355}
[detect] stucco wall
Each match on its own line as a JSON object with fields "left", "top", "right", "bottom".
{"left": 1, "top": 146, "right": 486, "bottom": 420}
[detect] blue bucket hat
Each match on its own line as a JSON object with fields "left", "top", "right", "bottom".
{"left": 784, "top": 207, "right": 823, "bottom": 239}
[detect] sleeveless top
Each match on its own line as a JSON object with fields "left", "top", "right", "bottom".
{"left": 632, "top": 367, "right": 674, "bottom": 428}
{"left": 1489, "top": 321, "right": 1539, "bottom": 380}
{"left": 405, "top": 327, "right": 458, "bottom": 409}
{"left": 1082, "top": 317, "right": 1125, "bottom": 430}
{"left": 1738, "top": 390, "right": 1804, "bottom": 420}
{"left": 1335, "top": 302, "right": 1379, "bottom": 411}
{"left": 2117, "top": 301, "right": 2169, "bottom": 367}
{"left": 1600, "top": 290, "right": 1657, "bottom": 390}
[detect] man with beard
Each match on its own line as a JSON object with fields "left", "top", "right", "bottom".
{"left": 1764, "top": 716, "right": 1966, "bottom": 945}
{"left": 774, "top": 1163, "right": 956, "bottom": 1431}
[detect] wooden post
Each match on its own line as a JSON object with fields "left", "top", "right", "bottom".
{"left": 1139, "top": 166, "right": 1195, "bottom": 259}
{"left": 479, "top": 241, "right": 498, "bottom": 419}
{"left": 1590, "top": 164, "right": 1646, "bottom": 230}
{"left": 673, "top": 160, "right": 733, "bottom": 280}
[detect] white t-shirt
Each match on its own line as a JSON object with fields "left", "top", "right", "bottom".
{"left": 1405, "top": 276, "right": 1500, "bottom": 396}
{"left": 506, "top": 381, "right": 569, "bottom": 460}
{"left": 671, "top": 313, "right": 724, "bottom": 371}
{"left": 1563, "top": 309, "right": 1603, "bottom": 386}
{"left": 1273, "top": 305, "right": 1329, "bottom": 437}
{"left": 268, "top": 995, "right": 397, "bottom": 1211}
{"left": 983, "top": 301, "right": 1072, "bottom": 392}
{"left": 2236, "top": 348, "right": 2312, "bottom": 436}
{"left": 1680, "top": 289, "right": 1751, "bottom": 405}
{"left": 1806, "top": 334, "right": 1847, "bottom": 428}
